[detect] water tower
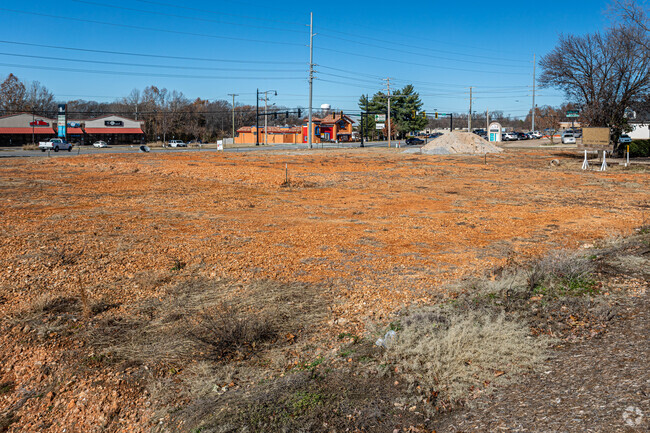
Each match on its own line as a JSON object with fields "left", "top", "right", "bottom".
{"left": 320, "top": 104, "right": 331, "bottom": 116}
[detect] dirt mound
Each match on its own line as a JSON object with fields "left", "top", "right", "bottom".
{"left": 419, "top": 131, "right": 503, "bottom": 155}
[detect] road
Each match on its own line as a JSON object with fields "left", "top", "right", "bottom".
{"left": 0, "top": 140, "right": 405, "bottom": 158}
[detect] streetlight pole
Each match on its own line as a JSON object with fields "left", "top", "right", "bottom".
{"left": 228, "top": 93, "right": 238, "bottom": 144}
{"left": 256, "top": 89, "right": 259, "bottom": 146}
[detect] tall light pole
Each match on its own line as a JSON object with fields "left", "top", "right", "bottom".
{"left": 228, "top": 93, "right": 238, "bottom": 144}
{"left": 532, "top": 53, "right": 536, "bottom": 132}
{"left": 260, "top": 90, "right": 277, "bottom": 146}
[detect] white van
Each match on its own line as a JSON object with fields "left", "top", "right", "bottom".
{"left": 167, "top": 140, "right": 187, "bottom": 148}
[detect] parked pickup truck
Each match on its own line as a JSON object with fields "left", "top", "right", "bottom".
{"left": 39, "top": 138, "right": 73, "bottom": 152}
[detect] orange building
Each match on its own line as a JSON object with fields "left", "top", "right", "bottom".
{"left": 235, "top": 126, "right": 302, "bottom": 145}
{"left": 308, "top": 112, "right": 355, "bottom": 143}
{"left": 234, "top": 112, "right": 355, "bottom": 145}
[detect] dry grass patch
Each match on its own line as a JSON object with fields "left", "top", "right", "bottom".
{"left": 383, "top": 310, "right": 547, "bottom": 410}
{"left": 88, "top": 278, "right": 330, "bottom": 365}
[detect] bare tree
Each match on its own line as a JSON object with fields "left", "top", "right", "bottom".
{"left": 539, "top": 26, "right": 650, "bottom": 148}
{"left": 611, "top": 0, "right": 649, "bottom": 49}
{"left": 0, "top": 73, "right": 26, "bottom": 113}
{"left": 25, "top": 81, "right": 55, "bottom": 116}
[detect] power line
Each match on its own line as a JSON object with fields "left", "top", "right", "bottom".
{"left": 0, "top": 40, "right": 303, "bottom": 65}
{"left": 0, "top": 62, "right": 305, "bottom": 80}
{"left": 317, "top": 32, "right": 530, "bottom": 69}
{"left": 0, "top": 8, "right": 304, "bottom": 47}
{"left": 130, "top": 0, "right": 304, "bottom": 26}
{"left": 0, "top": 52, "right": 305, "bottom": 73}
{"left": 317, "top": 46, "right": 531, "bottom": 76}
{"left": 69, "top": 0, "right": 305, "bottom": 34}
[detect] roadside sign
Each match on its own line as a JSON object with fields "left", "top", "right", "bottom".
{"left": 57, "top": 104, "right": 67, "bottom": 138}
{"left": 567, "top": 110, "right": 580, "bottom": 118}
{"left": 488, "top": 122, "right": 502, "bottom": 143}
{"left": 374, "top": 114, "right": 386, "bottom": 122}
{"left": 376, "top": 123, "right": 385, "bottom": 130}
{"left": 582, "top": 127, "right": 611, "bottom": 149}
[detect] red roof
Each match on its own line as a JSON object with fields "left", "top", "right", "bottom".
{"left": 0, "top": 127, "right": 55, "bottom": 134}
{"left": 67, "top": 128, "right": 83, "bottom": 134}
{"left": 85, "top": 128, "right": 144, "bottom": 134}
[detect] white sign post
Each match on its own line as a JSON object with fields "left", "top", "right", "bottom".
{"left": 376, "top": 123, "right": 385, "bottom": 130}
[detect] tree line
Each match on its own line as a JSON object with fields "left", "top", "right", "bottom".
{"left": 0, "top": 74, "right": 304, "bottom": 142}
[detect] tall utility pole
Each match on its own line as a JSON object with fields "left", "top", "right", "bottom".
{"left": 384, "top": 77, "right": 391, "bottom": 148}
{"left": 256, "top": 88, "right": 259, "bottom": 146}
{"left": 486, "top": 108, "right": 489, "bottom": 130}
{"left": 468, "top": 87, "right": 473, "bottom": 132}
{"left": 264, "top": 93, "right": 269, "bottom": 146}
{"left": 532, "top": 53, "right": 536, "bottom": 132}
{"left": 260, "top": 90, "right": 277, "bottom": 146}
{"left": 228, "top": 93, "right": 238, "bottom": 143}
{"left": 308, "top": 12, "right": 315, "bottom": 149}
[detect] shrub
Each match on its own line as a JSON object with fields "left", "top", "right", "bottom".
{"left": 187, "top": 305, "right": 277, "bottom": 360}
{"left": 628, "top": 139, "right": 650, "bottom": 157}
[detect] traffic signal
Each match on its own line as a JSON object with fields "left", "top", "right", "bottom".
{"left": 285, "top": 110, "right": 289, "bottom": 118}
{"left": 435, "top": 112, "right": 438, "bottom": 119}
{"left": 422, "top": 111, "right": 426, "bottom": 119}
{"left": 298, "top": 108, "right": 301, "bottom": 117}
{"left": 412, "top": 109, "right": 416, "bottom": 118}
{"left": 274, "top": 112, "right": 278, "bottom": 120}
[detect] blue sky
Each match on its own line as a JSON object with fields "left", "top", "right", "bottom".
{"left": 0, "top": 0, "right": 613, "bottom": 118}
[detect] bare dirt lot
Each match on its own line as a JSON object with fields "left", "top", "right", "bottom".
{"left": 0, "top": 148, "right": 648, "bottom": 432}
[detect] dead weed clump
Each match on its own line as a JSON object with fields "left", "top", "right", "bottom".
{"left": 383, "top": 310, "right": 547, "bottom": 410}
{"left": 87, "top": 278, "right": 329, "bottom": 365}
{"left": 186, "top": 304, "right": 277, "bottom": 361}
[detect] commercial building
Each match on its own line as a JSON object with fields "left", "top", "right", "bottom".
{"left": 234, "top": 112, "right": 355, "bottom": 145}
{"left": 0, "top": 113, "right": 145, "bottom": 146}
{"left": 0, "top": 113, "right": 56, "bottom": 146}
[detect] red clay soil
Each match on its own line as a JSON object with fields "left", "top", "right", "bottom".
{"left": 0, "top": 148, "right": 648, "bottom": 432}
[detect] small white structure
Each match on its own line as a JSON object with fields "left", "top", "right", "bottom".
{"left": 488, "top": 122, "right": 502, "bottom": 142}
{"left": 629, "top": 122, "right": 650, "bottom": 139}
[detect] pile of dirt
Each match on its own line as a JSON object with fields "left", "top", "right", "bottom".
{"left": 418, "top": 131, "right": 503, "bottom": 155}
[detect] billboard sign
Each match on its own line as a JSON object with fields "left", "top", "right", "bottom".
{"left": 57, "top": 104, "right": 66, "bottom": 138}
{"left": 566, "top": 110, "right": 580, "bottom": 118}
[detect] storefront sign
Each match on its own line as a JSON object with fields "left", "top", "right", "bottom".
{"left": 30, "top": 119, "right": 49, "bottom": 127}
{"left": 57, "top": 104, "right": 67, "bottom": 138}
{"left": 105, "top": 120, "right": 124, "bottom": 127}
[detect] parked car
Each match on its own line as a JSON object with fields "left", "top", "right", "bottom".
{"left": 405, "top": 137, "right": 424, "bottom": 145}
{"left": 167, "top": 140, "right": 187, "bottom": 148}
{"left": 529, "top": 131, "right": 542, "bottom": 139}
{"left": 39, "top": 138, "right": 72, "bottom": 152}
{"left": 618, "top": 134, "right": 632, "bottom": 144}
{"left": 93, "top": 140, "right": 108, "bottom": 148}
{"left": 516, "top": 132, "right": 529, "bottom": 140}
{"left": 573, "top": 129, "right": 582, "bottom": 138}
{"left": 561, "top": 133, "right": 576, "bottom": 144}
{"left": 502, "top": 132, "right": 518, "bottom": 141}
